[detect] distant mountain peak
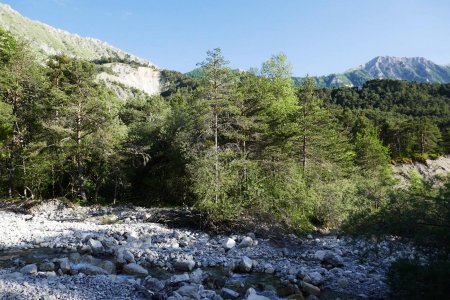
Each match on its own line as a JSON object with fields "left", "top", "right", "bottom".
{"left": 294, "top": 56, "right": 450, "bottom": 88}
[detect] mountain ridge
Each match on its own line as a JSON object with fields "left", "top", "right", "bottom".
{"left": 0, "top": 3, "right": 161, "bottom": 97}
{"left": 293, "top": 56, "right": 450, "bottom": 88}
{"left": 2, "top": 3, "right": 450, "bottom": 92}
{"left": 0, "top": 3, "right": 153, "bottom": 66}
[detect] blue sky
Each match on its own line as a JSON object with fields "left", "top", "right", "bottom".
{"left": 3, "top": 0, "right": 450, "bottom": 76}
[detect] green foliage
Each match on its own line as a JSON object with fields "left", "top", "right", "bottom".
{"left": 325, "top": 80, "right": 449, "bottom": 158}
{"left": 1, "top": 31, "right": 448, "bottom": 241}
{"left": 354, "top": 121, "right": 390, "bottom": 172}
{"left": 0, "top": 28, "right": 17, "bottom": 64}
{"left": 344, "top": 175, "right": 450, "bottom": 250}
{"left": 387, "top": 258, "right": 450, "bottom": 300}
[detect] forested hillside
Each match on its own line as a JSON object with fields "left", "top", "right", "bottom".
{"left": 323, "top": 80, "right": 450, "bottom": 160}
{"left": 0, "top": 28, "right": 449, "bottom": 234}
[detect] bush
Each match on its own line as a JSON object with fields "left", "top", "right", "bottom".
{"left": 387, "top": 258, "right": 450, "bottom": 300}
{"left": 344, "top": 175, "right": 450, "bottom": 250}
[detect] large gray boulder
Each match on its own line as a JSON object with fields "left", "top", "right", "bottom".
{"left": 77, "top": 263, "right": 109, "bottom": 275}
{"left": 88, "top": 238, "right": 104, "bottom": 255}
{"left": 143, "top": 276, "right": 165, "bottom": 292}
{"left": 38, "top": 262, "right": 55, "bottom": 272}
{"left": 169, "top": 273, "right": 190, "bottom": 284}
{"left": 20, "top": 264, "right": 37, "bottom": 275}
{"left": 238, "top": 256, "right": 253, "bottom": 272}
{"left": 122, "top": 263, "right": 148, "bottom": 276}
{"left": 176, "top": 284, "right": 203, "bottom": 299}
{"left": 174, "top": 259, "right": 195, "bottom": 272}
{"left": 222, "top": 287, "right": 239, "bottom": 299}
{"left": 98, "top": 260, "right": 116, "bottom": 274}
{"left": 237, "top": 236, "right": 253, "bottom": 248}
{"left": 56, "top": 258, "right": 71, "bottom": 274}
{"left": 323, "top": 251, "right": 344, "bottom": 267}
{"left": 314, "top": 250, "right": 326, "bottom": 261}
{"left": 123, "top": 250, "right": 135, "bottom": 263}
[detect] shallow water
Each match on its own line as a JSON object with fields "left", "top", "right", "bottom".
{"left": 0, "top": 247, "right": 76, "bottom": 268}
{"left": 0, "top": 248, "right": 372, "bottom": 300}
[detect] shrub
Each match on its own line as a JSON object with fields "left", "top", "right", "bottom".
{"left": 387, "top": 258, "right": 450, "bottom": 300}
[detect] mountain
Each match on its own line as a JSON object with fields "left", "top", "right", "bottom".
{"left": 294, "top": 56, "right": 450, "bottom": 88}
{"left": 0, "top": 3, "right": 160, "bottom": 96}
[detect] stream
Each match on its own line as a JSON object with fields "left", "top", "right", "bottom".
{"left": 0, "top": 247, "right": 369, "bottom": 300}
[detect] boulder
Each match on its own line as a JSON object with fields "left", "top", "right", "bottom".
{"left": 101, "top": 237, "right": 118, "bottom": 250}
{"left": 169, "top": 273, "right": 190, "bottom": 284}
{"left": 143, "top": 276, "right": 165, "bottom": 292}
{"left": 302, "top": 282, "right": 320, "bottom": 297}
{"left": 176, "top": 284, "right": 203, "bottom": 299}
{"left": 222, "top": 287, "right": 239, "bottom": 299}
{"left": 190, "top": 268, "right": 204, "bottom": 283}
{"left": 222, "top": 237, "right": 236, "bottom": 250}
{"left": 20, "top": 264, "right": 37, "bottom": 275}
{"left": 174, "top": 259, "right": 196, "bottom": 272}
{"left": 238, "top": 256, "right": 253, "bottom": 272}
{"left": 115, "top": 250, "right": 127, "bottom": 266}
{"left": 237, "top": 236, "right": 253, "bottom": 248}
{"left": 57, "top": 258, "right": 71, "bottom": 273}
{"left": 322, "top": 252, "right": 344, "bottom": 267}
{"left": 123, "top": 250, "right": 135, "bottom": 263}
{"left": 98, "top": 260, "right": 116, "bottom": 274}
{"left": 314, "top": 250, "right": 325, "bottom": 261}
{"left": 308, "top": 271, "right": 323, "bottom": 285}
{"left": 264, "top": 263, "right": 275, "bottom": 274}
{"left": 88, "top": 238, "right": 103, "bottom": 254}
{"left": 77, "top": 264, "right": 109, "bottom": 275}
{"left": 245, "top": 288, "right": 270, "bottom": 300}
{"left": 80, "top": 244, "right": 92, "bottom": 254}
{"left": 39, "top": 262, "right": 55, "bottom": 272}
{"left": 123, "top": 263, "right": 148, "bottom": 276}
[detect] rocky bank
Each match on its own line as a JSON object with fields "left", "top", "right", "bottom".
{"left": 0, "top": 200, "right": 418, "bottom": 300}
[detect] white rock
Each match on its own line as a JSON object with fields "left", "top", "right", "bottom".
{"left": 238, "top": 236, "right": 253, "bottom": 248}
{"left": 222, "top": 237, "right": 236, "bottom": 250}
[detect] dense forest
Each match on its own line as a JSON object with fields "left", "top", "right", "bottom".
{"left": 0, "top": 29, "right": 449, "bottom": 236}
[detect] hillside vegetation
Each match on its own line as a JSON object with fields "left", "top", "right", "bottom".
{"left": 1, "top": 28, "right": 449, "bottom": 236}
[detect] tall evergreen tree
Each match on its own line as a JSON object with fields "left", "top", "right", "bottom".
{"left": 44, "top": 55, "right": 125, "bottom": 201}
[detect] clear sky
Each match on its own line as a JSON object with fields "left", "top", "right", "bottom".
{"left": 3, "top": 0, "right": 450, "bottom": 76}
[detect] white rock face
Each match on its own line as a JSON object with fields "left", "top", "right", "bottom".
{"left": 393, "top": 155, "right": 450, "bottom": 185}
{"left": 0, "top": 4, "right": 161, "bottom": 97}
{"left": 97, "top": 63, "right": 161, "bottom": 96}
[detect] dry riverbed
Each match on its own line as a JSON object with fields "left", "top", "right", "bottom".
{"left": 0, "top": 200, "right": 417, "bottom": 300}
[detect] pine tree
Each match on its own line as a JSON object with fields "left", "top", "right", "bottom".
{"left": 196, "top": 48, "right": 237, "bottom": 205}
{"left": 293, "top": 77, "right": 352, "bottom": 179}
{"left": 44, "top": 55, "right": 125, "bottom": 201}
{"left": 0, "top": 29, "right": 46, "bottom": 198}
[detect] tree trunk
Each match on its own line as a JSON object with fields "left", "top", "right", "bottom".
{"left": 7, "top": 151, "right": 14, "bottom": 198}
{"left": 302, "top": 134, "right": 307, "bottom": 173}
{"left": 420, "top": 132, "right": 425, "bottom": 154}
{"left": 214, "top": 111, "right": 219, "bottom": 204}
{"left": 113, "top": 173, "right": 119, "bottom": 205}
{"left": 76, "top": 103, "right": 86, "bottom": 201}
